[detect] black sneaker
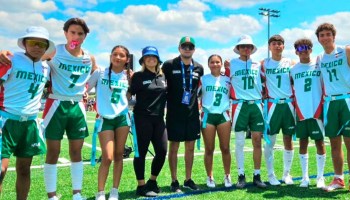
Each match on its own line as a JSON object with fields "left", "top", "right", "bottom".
{"left": 136, "top": 185, "right": 158, "bottom": 197}
{"left": 183, "top": 179, "right": 199, "bottom": 190}
{"left": 236, "top": 174, "right": 246, "bottom": 189}
{"left": 253, "top": 174, "right": 267, "bottom": 188}
{"left": 170, "top": 180, "right": 182, "bottom": 193}
{"left": 146, "top": 179, "right": 161, "bottom": 193}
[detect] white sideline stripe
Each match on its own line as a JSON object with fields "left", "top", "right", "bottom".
{"left": 83, "top": 142, "right": 101, "bottom": 151}
{"left": 58, "top": 158, "right": 70, "bottom": 164}
{"left": 6, "top": 148, "right": 256, "bottom": 171}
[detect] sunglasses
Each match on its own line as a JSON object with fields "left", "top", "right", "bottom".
{"left": 239, "top": 44, "right": 254, "bottom": 49}
{"left": 180, "top": 44, "right": 195, "bottom": 51}
{"left": 26, "top": 39, "right": 48, "bottom": 49}
{"left": 295, "top": 45, "right": 311, "bottom": 52}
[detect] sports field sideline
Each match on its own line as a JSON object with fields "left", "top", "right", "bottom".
{"left": 1, "top": 111, "right": 349, "bottom": 200}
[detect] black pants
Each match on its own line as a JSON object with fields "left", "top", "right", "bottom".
{"left": 133, "top": 114, "right": 168, "bottom": 180}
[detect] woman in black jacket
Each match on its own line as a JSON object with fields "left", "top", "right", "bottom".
{"left": 128, "top": 46, "right": 167, "bottom": 197}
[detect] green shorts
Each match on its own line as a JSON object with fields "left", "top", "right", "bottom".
{"left": 296, "top": 118, "right": 324, "bottom": 140}
{"left": 267, "top": 102, "right": 295, "bottom": 135}
{"left": 43, "top": 99, "right": 89, "bottom": 140}
{"left": 99, "top": 114, "right": 131, "bottom": 132}
{"left": 201, "top": 111, "right": 230, "bottom": 127}
{"left": 324, "top": 99, "right": 350, "bottom": 138}
{"left": 231, "top": 102, "right": 264, "bottom": 132}
{"left": 1, "top": 118, "right": 46, "bottom": 158}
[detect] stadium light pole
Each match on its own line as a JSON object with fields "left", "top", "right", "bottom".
{"left": 259, "top": 8, "right": 280, "bottom": 58}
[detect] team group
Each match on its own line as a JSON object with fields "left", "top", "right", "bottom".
{"left": 0, "top": 17, "right": 349, "bottom": 200}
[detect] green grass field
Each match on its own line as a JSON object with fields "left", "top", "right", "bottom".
{"left": 1, "top": 111, "right": 349, "bottom": 199}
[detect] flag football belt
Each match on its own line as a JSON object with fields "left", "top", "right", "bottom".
{"left": 232, "top": 99, "right": 262, "bottom": 105}
{"left": 323, "top": 93, "right": 350, "bottom": 102}
{"left": 267, "top": 98, "right": 293, "bottom": 104}
{"left": 0, "top": 110, "right": 37, "bottom": 122}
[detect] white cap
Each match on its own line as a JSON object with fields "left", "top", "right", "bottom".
{"left": 17, "top": 26, "right": 55, "bottom": 54}
{"left": 233, "top": 34, "right": 257, "bottom": 55}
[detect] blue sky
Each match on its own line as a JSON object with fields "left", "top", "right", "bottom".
{"left": 1, "top": 0, "right": 350, "bottom": 73}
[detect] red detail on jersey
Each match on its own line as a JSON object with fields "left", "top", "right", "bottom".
{"left": 294, "top": 100, "right": 305, "bottom": 120}
{"left": 0, "top": 64, "right": 11, "bottom": 78}
{"left": 314, "top": 98, "right": 323, "bottom": 119}
{"left": 230, "top": 85, "right": 236, "bottom": 99}
{"left": 231, "top": 103, "right": 238, "bottom": 121}
{"left": 0, "top": 84, "right": 5, "bottom": 109}
{"left": 42, "top": 98, "right": 54, "bottom": 119}
{"left": 224, "top": 67, "right": 230, "bottom": 77}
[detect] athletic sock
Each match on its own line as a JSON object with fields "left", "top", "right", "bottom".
{"left": 44, "top": 163, "right": 57, "bottom": 193}
{"left": 264, "top": 135, "right": 276, "bottom": 175}
{"left": 235, "top": 131, "right": 245, "bottom": 175}
{"left": 71, "top": 161, "right": 84, "bottom": 190}
{"left": 283, "top": 149, "right": 294, "bottom": 176}
{"left": 299, "top": 154, "right": 309, "bottom": 180}
{"left": 316, "top": 154, "right": 326, "bottom": 179}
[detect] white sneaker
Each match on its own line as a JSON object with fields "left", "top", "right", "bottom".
{"left": 282, "top": 174, "right": 294, "bottom": 185}
{"left": 224, "top": 175, "right": 232, "bottom": 187}
{"left": 268, "top": 174, "right": 281, "bottom": 186}
{"left": 48, "top": 196, "right": 59, "bottom": 200}
{"left": 73, "top": 193, "right": 86, "bottom": 200}
{"left": 316, "top": 177, "right": 325, "bottom": 188}
{"left": 95, "top": 191, "right": 106, "bottom": 200}
{"left": 206, "top": 176, "right": 216, "bottom": 188}
{"left": 108, "top": 188, "right": 119, "bottom": 200}
{"left": 299, "top": 178, "right": 310, "bottom": 187}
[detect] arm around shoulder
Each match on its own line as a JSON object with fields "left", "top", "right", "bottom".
{"left": 345, "top": 45, "right": 350, "bottom": 67}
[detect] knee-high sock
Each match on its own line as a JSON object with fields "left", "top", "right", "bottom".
{"left": 44, "top": 163, "right": 57, "bottom": 193}
{"left": 235, "top": 131, "right": 245, "bottom": 175}
{"left": 316, "top": 154, "right": 326, "bottom": 179}
{"left": 71, "top": 161, "right": 83, "bottom": 190}
{"left": 299, "top": 154, "right": 309, "bottom": 180}
{"left": 264, "top": 134, "right": 276, "bottom": 176}
{"left": 283, "top": 149, "right": 294, "bottom": 176}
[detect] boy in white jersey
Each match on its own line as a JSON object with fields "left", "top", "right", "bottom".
{"left": 88, "top": 45, "right": 131, "bottom": 200}
{"left": 226, "top": 35, "right": 266, "bottom": 188}
{"left": 290, "top": 38, "right": 326, "bottom": 188}
{"left": 315, "top": 23, "right": 350, "bottom": 192}
{"left": 261, "top": 35, "right": 295, "bottom": 185}
{"left": 42, "top": 18, "right": 95, "bottom": 200}
{"left": 199, "top": 54, "right": 232, "bottom": 188}
{"left": 0, "top": 26, "right": 54, "bottom": 200}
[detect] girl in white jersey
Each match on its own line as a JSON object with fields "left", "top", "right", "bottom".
{"left": 87, "top": 45, "right": 131, "bottom": 200}
{"left": 0, "top": 26, "right": 54, "bottom": 200}
{"left": 199, "top": 54, "right": 232, "bottom": 188}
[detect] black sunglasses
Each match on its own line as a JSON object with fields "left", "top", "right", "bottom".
{"left": 180, "top": 43, "right": 195, "bottom": 51}
{"left": 296, "top": 45, "right": 312, "bottom": 52}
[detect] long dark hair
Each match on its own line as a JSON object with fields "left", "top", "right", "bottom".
{"left": 108, "top": 45, "right": 131, "bottom": 90}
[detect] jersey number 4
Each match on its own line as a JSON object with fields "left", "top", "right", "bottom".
{"left": 28, "top": 83, "right": 39, "bottom": 99}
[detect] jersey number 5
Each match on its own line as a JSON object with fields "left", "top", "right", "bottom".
{"left": 111, "top": 88, "right": 122, "bottom": 104}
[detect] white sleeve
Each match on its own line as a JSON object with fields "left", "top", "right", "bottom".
{"left": 86, "top": 68, "right": 100, "bottom": 92}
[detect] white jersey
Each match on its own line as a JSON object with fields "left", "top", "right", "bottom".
{"left": 229, "top": 58, "right": 263, "bottom": 100}
{"left": 0, "top": 52, "right": 50, "bottom": 115}
{"left": 317, "top": 46, "right": 350, "bottom": 95}
{"left": 199, "top": 74, "right": 231, "bottom": 114}
{"left": 87, "top": 68, "right": 129, "bottom": 119}
{"left": 290, "top": 60, "right": 322, "bottom": 120}
{"left": 49, "top": 44, "right": 92, "bottom": 100}
{"left": 262, "top": 57, "right": 293, "bottom": 99}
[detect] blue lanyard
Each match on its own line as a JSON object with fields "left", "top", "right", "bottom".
{"left": 181, "top": 61, "right": 193, "bottom": 92}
